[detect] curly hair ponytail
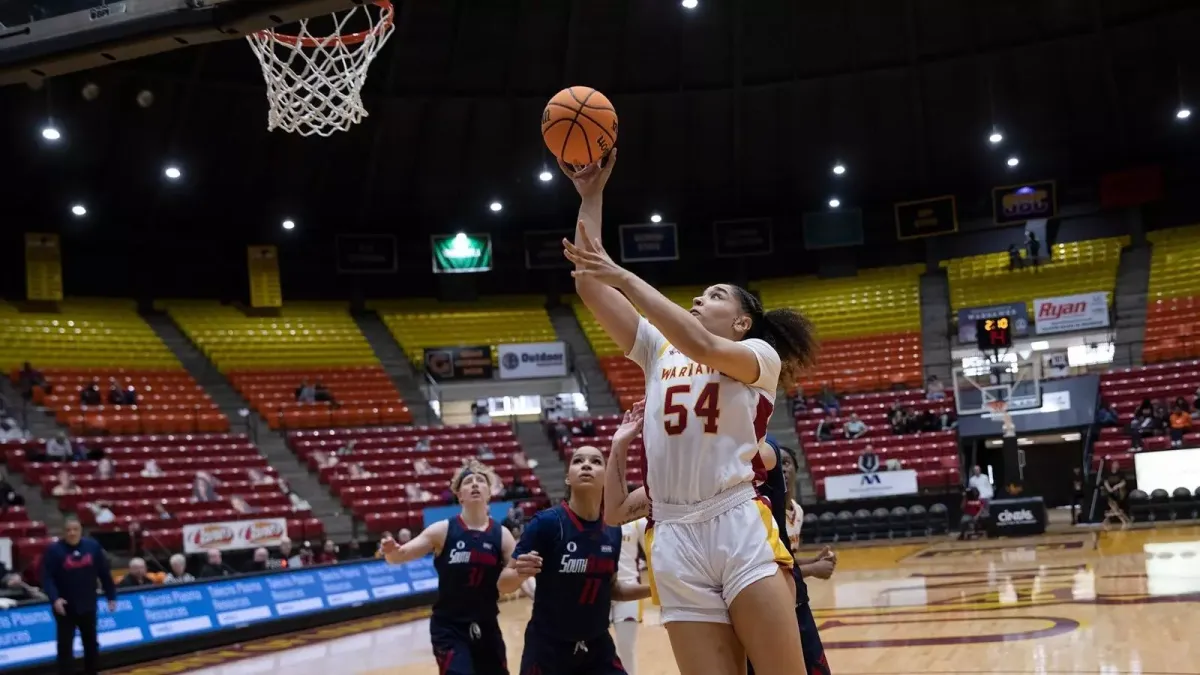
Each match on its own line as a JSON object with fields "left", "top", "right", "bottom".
{"left": 730, "top": 285, "right": 819, "bottom": 385}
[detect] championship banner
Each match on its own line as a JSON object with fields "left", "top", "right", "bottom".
{"left": 957, "top": 302, "right": 1030, "bottom": 344}
{"left": 524, "top": 230, "right": 572, "bottom": 270}
{"left": 1033, "top": 291, "right": 1109, "bottom": 335}
{"left": 431, "top": 233, "right": 492, "bottom": 274}
{"left": 336, "top": 234, "right": 397, "bottom": 274}
{"left": 423, "top": 345, "right": 493, "bottom": 381}
{"left": 992, "top": 180, "right": 1057, "bottom": 225}
{"left": 619, "top": 223, "right": 679, "bottom": 263}
{"left": 25, "top": 233, "right": 63, "bottom": 302}
{"left": 894, "top": 195, "right": 958, "bottom": 240}
{"left": 712, "top": 218, "right": 773, "bottom": 258}
{"left": 183, "top": 518, "right": 288, "bottom": 554}
{"left": 498, "top": 342, "right": 568, "bottom": 379}
{"left": 802, "top": 208, "right": 864, "bottom": 250}
{"left": 247, "top": 246, "right": 282, "bottom": 308}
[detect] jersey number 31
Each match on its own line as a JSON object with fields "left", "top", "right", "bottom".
{"left": 663, "top": 382, "right": 720, "bottom": 435}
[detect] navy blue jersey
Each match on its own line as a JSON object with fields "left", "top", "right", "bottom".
{"left": 432, "top": 516, "right": 505, "bottom": 621}
{"left": 757, "top": 439, "right": 809, "bottom": 605}
{"left": 515, "top": 504, "right": 621, "bottom": 642}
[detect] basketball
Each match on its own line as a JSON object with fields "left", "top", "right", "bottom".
{"left": 541, "top": 86, "right": 618, "bottom": 167}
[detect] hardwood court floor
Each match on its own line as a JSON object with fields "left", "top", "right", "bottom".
{"left": 116, "top": 526, "right": 1200, "bottom": 675}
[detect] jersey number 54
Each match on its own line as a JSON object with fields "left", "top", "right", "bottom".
{"left": 662, "top": 382, "right": 720, "bottom": 435}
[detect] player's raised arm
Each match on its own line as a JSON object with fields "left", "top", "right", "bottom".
{"left": 498, "top": 515, "right": 544, "bottom": 593}
{"left": 604, "top": 402, "right": 651, "bottom": 527}
{"left": 610, "top": 576, "right": 652, "bottom": 602}
{"left": 382, "top": 520, "right": 447, "bottom": 565}
{"left": 560, "top": 150, "right": 640, "bottom": 355}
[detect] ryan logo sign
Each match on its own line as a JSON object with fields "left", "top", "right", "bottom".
{"left": 1033, "top": 291, "right": 1110, "bottom": 335}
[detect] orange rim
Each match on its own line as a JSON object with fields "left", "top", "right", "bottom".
{"left": 255, "top": 0, "right": 394, "bottom": 49}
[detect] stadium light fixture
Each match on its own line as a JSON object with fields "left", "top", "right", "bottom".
{"left": 538, "top": 170, "right": 553, "bottom": 182}
{"left": 164, "top": 166, "right": 182, "bottom": 180}
{"left": 988, "top": 130, "right": 1003, "bottom": 144}
{"left": 681, "top": 0, "right": 698, "bottom": 8}
{"left": 282, "top": 219, "right": 296, "bottom": 230}
{"left": 41, "top": 125, "right": 61, "bottom": 141}
{"left": 1177, "top": 107, "right": 1192, "bottom": 120}
{"left": 828, "top": 198, "right": 841, "bottom": 209}
{"left": 650, "top": 213, "right": 663, "bottom": 223}
{"left": 832, "top": 163, "right": 846, "bottom": 176}
{"left": 489, "top": 201, "right": 503, "bottom": 212}
{"left": 71, "top": 204, "right": 87, "bottom": 217}
{"left": 1006, "top": 156, "right": 1020, "bottom": 167}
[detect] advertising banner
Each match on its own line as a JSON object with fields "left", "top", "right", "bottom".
{"left": 894, "top": 195, "right": 958, "bottom": 240}
{"left": 423, "top": 346, "right": 493, "bottom": 381}
{"left": 992, "top": 180, "right": 1057, "bottom": 225}
{"left": 824, "top": 469, "right": 919, "bottom": 501}
{"left": 712, "top": 218, "right": 773, "bottom": 257}
{"left": 984, "top": 496, "right": 1047, "bottom": 537}
{"left": 956, "top": 302, "right": 1030, "bottom": 344}
{"left": 0, "top": 557, "right": 436, "bottom": 669}
{"left": 498, "top": 342, "right": 568, "bottom": 379}
{"left": 431, "top": 233, "right": 493, "bottom": 274}
{"left": 619, "top": 223, "right": 679, "bottom": 263}
{"left": 182, "top": 518, "right": 288, "bottom": 554}
{"left": 1033, "top": 291, "right": 1109, "bottom": 335}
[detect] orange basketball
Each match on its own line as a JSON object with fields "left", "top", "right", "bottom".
{"left": 541, "top": 86, "right": 618, "bottom": 166}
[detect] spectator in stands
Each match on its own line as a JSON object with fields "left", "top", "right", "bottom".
{"left": 247, "top": 468, "right": 275, "bottom": 486}
{"left": 1096, "top": 401, "right": 1120, "bottom": 426}
{"left": 277, "top": 478, "right": 312, "bottom": 512}
{"left": 96, "top": 458, "right": 115, "bottom": 480}
{"left": 269, "top": 539, "right": 294, "bottom": 569}
{"left": 0, "top": 564, "right": 46, "bottom": 605}
{"left": 0, "top": 469, "right": 23, "bottom": 507}
{"left": 314, "top": 382, "right": 335, "bottom": 404}
{"left": 938, "top": 410, "right": 957, "bottom": 431}
{"left": 815, "top": 412, "right": 835, "bottom": 442}
{"left": 106, "top": 381, "right": 125, "bottom": 406}
{"left": 18, "top": 361, "right": 48, "bottom": 401}
{"left": 297, "top": 542, "right": 316, "bottom": 567}
{"left": 926, "top": 375, "right": 947, "bottom": 401}
{"left": 578, "top": 418, "right": 596, "bottom": 437}
{"left": 42, "top": 517, "right": 116, "bottom": 675}
{"left": 411, "top": 457, "right": 434, "bottom": 476}
{"left": 122, "top": 385, "right": 138, "bottom": 405}
{"left": 295, "top": 380, "right": 316, "bottom": 403}
{"left": 1007, "top": 243, "right": 1023, "bottom": 270}
{"left": 244, "top": 548, "right": 270, "bottom": 573}
{"left": 404, "top": 483, "right": 433, "bottom": 502}
{"left": 199, "top": 549, "right": 234, "bottom": 578}
{"left": 1102, "top": 460, "right": 1130, "bottom": 528}
{"left": 117, "top": 558, "right": 153, "bottom": 588}
{"left": 80, "top": 380, "right": 102, "bottom": 405}
{"left": 817, "top": 385, "right": 840, "bottom": 416}
{"left": 45, "top": 433, "right": 72, "bottom": 462}
{"left": 967, "top": 465, "right": 994, "bottom": 507}
{"left": 476, "top": 443, "right": 495, "bottom": 460}
{"left": 1025, "top": 230, "right": 1041, "bottom": 267}
{"left": 505, "top": 475, "right": 531, "bottom": 500}
{"left": 316, "top": 540, "right": 339, "bottom": 565}
{"left": 843, "top": 413, "right": 868, "bottom": 440}
{"left": 164, "top": 554, "right": 194, "bottom": 584}
{"left": 140, "top": 459, "right": 163, "bottom": 478}
{"left": 312, "top": 450, "right": 339, "bottom": 469}
{"left": 415, "top": 436, "right": 433, "bottom": 452}
{"left": 230, "top": 495, "right": 257, "bottom": 515}
{"left": 397, "top": 528, "right": 412, "bottom": 544}
{"left": 1169, "top": 404, "right": 1192, "bottom": 448}
{"left": 51, "top": 470, "right": 81, "bottom": 497}
{"left": 84, "top": 501, "right": 115, "bottom": 525}
{"left": 347, "top": 463, "right": 374, "bottom": 480}
{"left": 890, "top": 405, "right": 912, "bottom": 434}
{"left": 0, "top": 415, "right": 24, "bottom": 441}
{"left": 336, "top": 439, "right": 356, "bottom": 457}
{"left": 471, "top": 400, "right": 490, "bottom": 424}
{"left": 1128, "top": 408, "right": 1158, "bottom": 450}
{"left": 959, "top": 487, "right": 984, "bottom": 540}
{"left": 191, "top": 472, "right": 220, "bottom": 502}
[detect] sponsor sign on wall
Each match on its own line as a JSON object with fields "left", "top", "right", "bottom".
{"left": 984, "top": 496, "right": 1047, "bottom": 537}
{"left": 823, "top": 469, "right": 918, "bottom": 501}
{"left": 182, "top": 518, "right": 289, "bottom": 554}
{"left": 498, "top": 342, "right": 568, "bottom": 379}
{"left": 423, "top": 346, "right": 493, "bottom": 381}
{"left": 1033, "top": 291, "right": 1109, "bottom": 335}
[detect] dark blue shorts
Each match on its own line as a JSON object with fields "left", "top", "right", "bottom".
{"left": 518, "top": 623, "right": 627, "bottom": 675}
{"left": 746, "top": 601, "right": 830, "bottom": 675}
{"left": 430, "top": 615, "right": 509, "bottom": 675}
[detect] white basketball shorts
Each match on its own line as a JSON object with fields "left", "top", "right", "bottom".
{"left": 610, "top": 599, "right": 642, "bottom": 623}
{"left": 644, "top": 483, "right": 793, "bottom": 625}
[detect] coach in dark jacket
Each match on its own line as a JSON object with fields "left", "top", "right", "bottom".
{"left": 41, "top": 518, "right": 117, "bottom": 675}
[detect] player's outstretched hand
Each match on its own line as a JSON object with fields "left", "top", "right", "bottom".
{"left": 380, "top": 535, "right": 400, "bottom": 560}
{"left": 564, "top": 220, "right": 629, "bottom": 287}
{"left": 513, "top": 551, "right": 543, "bottom": 577}
{"left": 818, "top": 546, "right": 837, "bottom": 567}
{"left": 559, "top": 147, "right": 617, "bottom": 199}
{"left": 612, "top": 400, "right": 645, "bottom": 446}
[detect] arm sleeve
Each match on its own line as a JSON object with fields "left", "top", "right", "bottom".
{"left": 740, "top": 338, "right": 782, "bottom": 393}
{"left": 95, "top": 544, "right": 118, "bottom": 602}
{"left": 624, "top": 318, "right": 666, "bottom": 372}
{"left": 513, "top": 512, "right": 555, "bottom": 558}
{"left": 40, "top": 549, "right": 59, "bottom": 603}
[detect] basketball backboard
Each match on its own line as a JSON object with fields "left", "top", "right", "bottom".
{"left": 0, "top": 0, "right": 360, "bottom": 86}
{"left": 952, "top": 353, "right": 1042, "bottom": 417}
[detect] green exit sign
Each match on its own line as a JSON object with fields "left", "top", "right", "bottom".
{"left": 431, "top": 233, "right": 493, "bottom": 274}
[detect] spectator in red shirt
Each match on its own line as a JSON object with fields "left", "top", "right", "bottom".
{"left": 959, "top": 488, "right": 984, "bottom": 540}
{"left": 316, "top": 540, "right": 339, "bottom": 565}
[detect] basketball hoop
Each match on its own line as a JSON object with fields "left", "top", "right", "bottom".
{"left": 246, "top": 1, "right": 396, "bottom": 137}
{"left": 986, "top": 400, "right": 1008, "bottom": 415}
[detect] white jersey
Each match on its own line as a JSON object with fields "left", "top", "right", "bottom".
{"left": 627, "top": 318, "right": 781, "bottom": 505}
{"left": 618, "top": 518, "right": 648, "bottom": 584}
{"left": 785, "top": 500, "right": 803, "bottom": 554}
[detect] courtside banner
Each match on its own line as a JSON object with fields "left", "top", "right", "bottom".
{"left": 894, "top": 195, "right": 958, "bottom": 240}
{"left": 524, "top": 230, "right": 573, "bottom": 270}
{"left": 992, "top": 180, "right": 1057, "bottom": 225}
{"left": 498, "top": 342, "right": 568, "bottom": 379}
{"left": 183, "top": 518, "right": 289, "bottom": 554}
{"left": 824, "top": 469, "right": 918, "bottom": 501}
{"left": 712, "top": 218, "right": 773, "bottom": 257}
{"left": 619, "top": 223, "right": 679, "bottom": 263}
{"left": 1033, "top": 291, "right": 1109, "bottom": 335}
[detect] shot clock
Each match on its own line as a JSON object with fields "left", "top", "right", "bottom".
{"left": 976, "top": 316, "right": 1014, "bottom": 351}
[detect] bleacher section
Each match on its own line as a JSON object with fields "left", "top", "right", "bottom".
{"left": 0, "top": 300, "right": 227, "bottom": 435}
{"left": 1094, "top": 360, "right": 1200, "bottom": 470}
{"left": 288, "top": 425, "right": 547, "bottom": 534}
{"left": 162, "top": 301, "right": 411, "bottom": 429}
{"left": 1, "top": 433, "right": 324, "bottom": 569}
{"left": 370, "top": 297, "right": 556, "bottom": 366}
{"left": 1145, "top": 225, "right": 1200, "bottom": 362}
{"left": 943, "top": 236, "right": 1128, "bottom": 313}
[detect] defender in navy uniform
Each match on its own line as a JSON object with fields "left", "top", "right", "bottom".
{"left": 383, "top": 459, "right": 541, "bottom": 675}
{"left": 506, "top": 445, "right": 650, "bottom": 675}
{"left": 748, "top": 437, "right": 835, "bottom": 675}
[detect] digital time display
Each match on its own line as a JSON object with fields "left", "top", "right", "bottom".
{"left": 976, "top": 317, "right": 1013, "bottom": 351}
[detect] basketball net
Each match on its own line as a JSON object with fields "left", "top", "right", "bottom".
{"left": 246, "top": 1, "right": 396, "bottom": 137}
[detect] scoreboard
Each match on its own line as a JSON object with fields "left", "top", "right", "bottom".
{"left": 976, "top": 317, "right": 1014, "bottom": 351}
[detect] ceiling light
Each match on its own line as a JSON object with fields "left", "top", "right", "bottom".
{"left": 282, "top": 219, "right": 295, "bottom": 230}
{"left": 650, "top": 213, "right": 663, "bottom": 223}
{"left": 832, "top": 164, "right": 846, "bottom": 175}
{"left": 41, "top": 126, "right": 61, "bottom": 141}
{"left": 489, "top": 201, "right": 503, "bottom": 212}
{"left": 1006, "top": 156, "right": 1020, "bottom": 167}
{"left": 538, "top": 170, "right": 553, "bottom": 182}
{"left": 1177, "top": 107, "right": 1192, "bottom": 120}
{"left": 828, "top": 198, "right": 840, "bottom": 209}
{"left": 989, "top": 131, "right": 1003, "bottom": 144}
{"left": 681, "top": 0, "right": 698, "bottom": 8}
{"left": 71, "top": 204, "right": 87, "bottom": 217}
{"left": 164, "top": 166, "right": 181, "bottom": 180}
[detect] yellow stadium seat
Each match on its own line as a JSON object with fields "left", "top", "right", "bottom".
{"left": 369, "top": 296, "right": 557, "bottom": 366}
{"left": 1144, "top": 225, "right": 1200, "bottom": 362}
{"left": 0, "top": 299, "right": 180, "bottom": 371}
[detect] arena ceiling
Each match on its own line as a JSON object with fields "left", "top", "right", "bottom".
{"left": 1, "top": 0, "right": 1199, "bottom": 298}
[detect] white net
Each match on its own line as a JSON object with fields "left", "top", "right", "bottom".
{"left": 246, "top": 1, "right": 396, "bottom": 137}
